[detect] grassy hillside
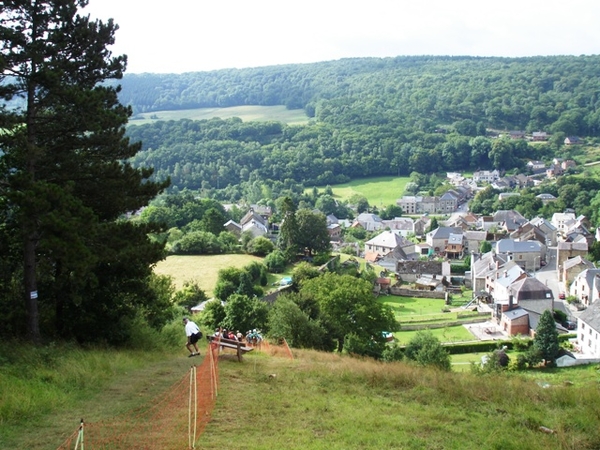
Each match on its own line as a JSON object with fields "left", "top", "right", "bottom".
{"left": 3, "top": 343, "right": 599, "bottom": 449}
{"left": 129, "top": 105, "right": 309, "bottom": 126}
{"left": 201, "top": 351, "right": 600, "bottom": 449}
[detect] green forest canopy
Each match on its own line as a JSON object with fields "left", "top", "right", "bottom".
{"left": 122, "top": 55, "right": 600, "bottom": 195}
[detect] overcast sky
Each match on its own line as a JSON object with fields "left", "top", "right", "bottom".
{"left": 84, "top": 0, "right": 600, "bottom": 74}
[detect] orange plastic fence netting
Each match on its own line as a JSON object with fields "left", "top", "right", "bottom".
{"left": 56, "top": 338, "right": 292, "bottom": 449}
{"left": 56, "top": 343, "right": 219, "bottom": 450}
{"left": 248, "top": 338, "right": 294, "bottom": 360}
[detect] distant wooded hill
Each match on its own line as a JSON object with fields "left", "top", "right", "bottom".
{"left": 123, "top": 55, "right": 600, "bottom": 195}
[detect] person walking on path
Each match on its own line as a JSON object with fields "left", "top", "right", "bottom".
{"left": 183, "top": 317, "right": 202, "bottom": 357}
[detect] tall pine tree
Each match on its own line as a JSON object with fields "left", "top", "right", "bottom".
{"left": 533, "top": 309, "right": 560, "bottom": 367}
{"left": 0, "top": 0, "right": 169, "bottom": 343}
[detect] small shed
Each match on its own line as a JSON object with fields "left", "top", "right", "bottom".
{"left": 500, "top": 307, "right": 530, "bottom": 336}
{"left": 414, "top": 274, "right": 443, "bottom": 291}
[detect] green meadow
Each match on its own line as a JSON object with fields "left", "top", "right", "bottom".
{"left": 154, "top": 254, "right": 264, "bottom": 292}
{"left": 311, "top": 176, "right": 411, "bottom": 207}
{"left": 129, "top": 105, "right": 309, "bottom": 126}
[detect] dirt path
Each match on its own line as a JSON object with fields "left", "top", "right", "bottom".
{"left": 12, "top": 352, "right": 195, "bottom": 450}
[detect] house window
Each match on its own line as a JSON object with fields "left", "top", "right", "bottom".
{"left": 519, "top": 255, "right": 523, "bottom": 260}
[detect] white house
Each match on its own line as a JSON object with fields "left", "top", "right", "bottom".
{"left": 569, "top": 269, "right": 600, "bottom": 307}
{"left": 578, "top": 301, "right": 600, "bottom": 357}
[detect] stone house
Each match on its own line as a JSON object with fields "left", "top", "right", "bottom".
{"left": 495, "top": 239, "right": 545, "bottom": 271}
{"left": 500, "top": 307, "right": 531, "bottom": 336}
{"left": 495, "top": 277, "right": 554, "bottom": 335}
{"left": 426, "top": 226, "right": 464, "bottom": 253}
{"left": 239, "top": 209, "right": 269, "bottom": 238}
{"left": 327, "top": 223, "right": 342, "bottom": 241}
{"left": 470, "top": 251, "right": 509, "bottom": 293}
{"left": 561, "top": 256, "right": 595, "bottom": 284}
{"left": 493, "top": 210, "right": 528, "bottom": 233}
{"left": 530, "top": 217, "right": 558, "bottom": 246}
{"left": 557, "top": 241, "right": 588, "bottom": 275}
{"left": 364, "top": 231, "right": 410, "bottom": 262}
{"left": 551, "top": 212, "right": 577, "bottom": 236}
{"left": 382, "top": 217, "right": 414, "bottom": 237}
{"left": 356, "top": 213, "right": 384, "bottom": 231}
{"left": 224, "top": 219, "right": 242, "bottom": 236}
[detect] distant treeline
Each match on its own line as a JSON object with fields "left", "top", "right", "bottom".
{"left": 120, "top": 55, "right": 600, "bottom": 134}
{"left": 123, "top": 55, "right": 600, "bottom": 194}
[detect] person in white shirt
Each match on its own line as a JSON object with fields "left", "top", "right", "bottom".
{"left": 183, "top": 317, "right": 202, "bottom": 357}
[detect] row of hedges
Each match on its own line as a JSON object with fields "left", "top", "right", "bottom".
{"left": 400, "top": 316, "right": 488, "bottom": 330}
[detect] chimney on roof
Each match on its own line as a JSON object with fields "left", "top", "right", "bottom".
{"left": 508, "top": 294, "right": 514, "bottom": 309}
{"left": 504, "top": 271, "right": 508, "bottom": 278}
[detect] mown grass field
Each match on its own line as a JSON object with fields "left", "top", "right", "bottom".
{"left": 394, "top": 325, "right": 475, "bottom": 345}
{"left": 311, "top": 176, "right": 411, "bottom": 207}
{"left": 154, "top": 254, "right": 264, "bottom": 292}
{"left": 129, "top": 105, "right": 309, "bottom": 126}
{"left": 379, "top": 292, "right": 473, "bottom": 323}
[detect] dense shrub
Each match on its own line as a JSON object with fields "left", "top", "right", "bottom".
{"left": 264, "top": 250, "right": 287, "bottom": 273}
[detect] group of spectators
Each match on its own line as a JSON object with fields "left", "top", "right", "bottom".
{"left": 213, "top": 328, "right": 263, "bottom": 346}
{"left": 183, "top": 316, "right": 265, "bottom": 357}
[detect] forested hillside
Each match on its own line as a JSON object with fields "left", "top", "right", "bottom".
{"left": 123, "top": 55, "right": 600, "bottom": 195}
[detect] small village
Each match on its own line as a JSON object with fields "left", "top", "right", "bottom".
{"left": 219, "top": 144, "right": 600, "bottom": 368}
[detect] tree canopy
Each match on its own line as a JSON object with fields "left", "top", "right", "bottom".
{"left": 533, "top": 310, "right": 560, "bottom": 367}
{"left": 117, "top": 55, "right": 600, "bottom": 196}
{"left": 300, "top": 273, "right": 397, "bottom": 353}
{"left": 0, "top": 0, "right": 168, "bottom": 343}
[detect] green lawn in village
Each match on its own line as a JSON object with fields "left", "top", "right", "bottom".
{"left": 379, "top": 291, "right": 474, "bottom": 323}
{"left": 393, "top": 325, "right": 476, "bottom": 345}
{"left": 309, "top": 176, "right": 411, "bottom": 207}
{"left": 378, "top": 290, "right": 480, "bottom": 346}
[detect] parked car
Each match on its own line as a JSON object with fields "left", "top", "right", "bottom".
{"left": 563, "top": 320, "right": 577, "bottom": 330}
{"left": 559, "top": 292, "right": 566, "bottom": 299}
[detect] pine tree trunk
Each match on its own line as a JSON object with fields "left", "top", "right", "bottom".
{"left": 24, "top": 232, "right": 41, "bottom": 344}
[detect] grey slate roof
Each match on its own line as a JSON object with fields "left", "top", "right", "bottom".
{"left": 503, "top": 307, "right": 529, "bottom": 320}
{"left": 578, "top": 300, "right": 600, "bottom": 332}
{"left": 563, "top": 256, "right": 594, "bottom": 271}
{"left": 510, "top": 277, "right": 554, "bottom": 301}
{"left": 447, "top": 233, "right": 463, "bottom": 245}
{"left": 428, "top": 226, "right": 463, "bottom": 240}
{"left": 493, "top": 210, "right": 527, "bottom": 230}
{"left": 365, "top": 230, "right": 408, "bottom": 249}
{"left": 496, "top": 239, "right": 543, "bottom": 254}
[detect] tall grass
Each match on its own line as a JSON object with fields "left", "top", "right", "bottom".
{"left": 3, "top": 341, "right": 600, "bottom": 449}
{"left": 0, "top": 320, "right": 186, "bottom": 449}
{"left": 198, "top": 349, "right": 600, "bottom": 449}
